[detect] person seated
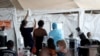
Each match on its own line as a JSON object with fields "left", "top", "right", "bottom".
{"left": 87, "top": 32, "right": 100, "bottom": 45}
{"left": 1, "top": 40, "right": 17, "bottom": 56}
{"left": 87, "top": 32, "right": 95, "bottom": 45}
{"left": 39, "top": 38, "right": 57, "bottom": 56}
{"left": 56, "top": 40, "right": 67, "bottom": 56}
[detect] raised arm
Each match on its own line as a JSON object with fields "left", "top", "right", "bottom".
{"left": 33, "top": 19, "right": 36, "bottom": 44}
{"left": 24, "top": 10, "right": 29, "bottom": 21}
{"left": 33, "top": 19, "right": 36, "bottom": 30}
{"left": 33, "top": 19, "right": 36, "bottom": 45}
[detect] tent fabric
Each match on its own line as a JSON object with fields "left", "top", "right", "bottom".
{"left": 0, "top": 0, "right": 13, "bottom": 8}
{"left": 16, "top": 11, "right": 78, "bottom": 38}
{"left": 10, "top": 0, "right": 23, "bottom": 10}
{"left": 82, "top": 14, "right": 100, "bottom": 41}
{"left": 0, "top": 8, "right": 14, "bottom": 40}
{"left": 17, "top": 12, "right": 100, "bottom": 41}
{"left": 0, "top": 8, "right": 17, "bottom": 50}
{"left": 18, "top": 0, "right": 79, "bottom": 10}
{"left": 0, "top": 0, "right": 100, "bottom": 11}
{"left": 75, "top": 0, "right": 100, "bottom": 10}
{"left": 13, "top": 0, "right": 100, "bottom": 10}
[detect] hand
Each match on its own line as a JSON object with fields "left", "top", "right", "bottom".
{"left": 24, "top": 10, "right": 29, "bottom": 20}
{"left": 34, "top": 19, "right": 36, "bottom": 23}
{"left": 69, "top": 33, "right": 73, "bottom": 37}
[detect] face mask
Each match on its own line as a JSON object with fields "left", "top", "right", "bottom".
{"left": 56, "top": 47, "right": 60, "bottom": 51}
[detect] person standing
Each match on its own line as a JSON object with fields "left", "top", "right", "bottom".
{"left": 49, "top": 22, "right": 64, "bottom": 46}
{"left": 76, "top": 27, "right": 90, "bottom": 56}
{"left": 20, "top": 10, "right": 36, "bottom": 52}
{"left": 33, "top": 20, "right": 47, "bottom": 56}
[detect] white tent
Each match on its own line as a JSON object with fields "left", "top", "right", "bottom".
{"left": 17, "top": 0, "right": 78, "bottom": 10}
{"left": 11, "top": 0, "right": 100, "bottom": 45}
{"left": 0, "top": 0, "right": 18, "bottom": 51}
{"left": 1, "top": 0, "right": 100, "bottom": 53}
{"left": 1, "top": 0, "right": 100, "bottom": 40}
{"left": 0, "top": 0, "right": 100, "bottom": 12}
{"left": 75, "top": 0, "right": 100, "bottom": 10}
{"left": 10, "top": 0, "right": 100, "bottom": 11}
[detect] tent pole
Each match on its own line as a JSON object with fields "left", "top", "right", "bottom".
{"left": 12, "top": 8, "right": 18, "bottom": 54}
{"left": 78, "top": 9, "right": 85, "bottom": 31}
{"left": 78, "top": 12, "right": 79, "bottom": 27}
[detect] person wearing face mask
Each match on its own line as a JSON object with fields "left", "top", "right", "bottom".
{"left": 56, "top": 40, "right": 67, "bottom": 56}
{"left": 39, "top": 38, "right": 57, "bottom": 56}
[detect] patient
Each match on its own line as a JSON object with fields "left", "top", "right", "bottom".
{"left": 87, "top": 32, "right": 100, "bottom": 45}
{"left": 1, "top": 40, "right": 17, "bottom": 56}
{"left": 87, "top": 32, "right": 93, "bottom": 45}
{"left": 39, "top": 38, "right": 57, "bottom": 56}
{"left": 56, "top": 40, "right": 67, "bottom": 56}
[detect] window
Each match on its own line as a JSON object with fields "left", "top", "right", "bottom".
{"left": 57, "top": 22, "right": 63, "bottom": 30}
{"left": 51, "top": 22, "right": 63, "bottom": 30}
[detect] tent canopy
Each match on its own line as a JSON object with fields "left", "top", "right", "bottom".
{"left": 11, "top": 0, "right": 100, "bottom": 10}
{"left": 0, "top": 0, "right": 100, "bottom": 13}
{"left": 17, "top": 0, "right": 78, "bottom": 10}
{"left": 75, "top": 0, "right": 100, "bottom": 10}
{"left": 0, "top": 0, "right": 13, "bottom": 8}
